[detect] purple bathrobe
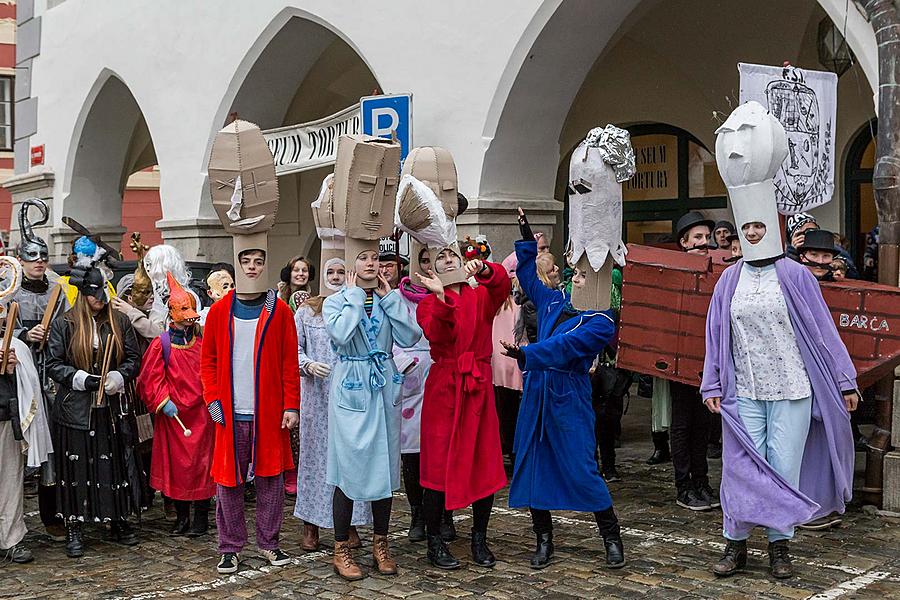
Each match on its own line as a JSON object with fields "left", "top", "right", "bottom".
{"left": 701, "top": 257, "right": 856, "bottom": 539}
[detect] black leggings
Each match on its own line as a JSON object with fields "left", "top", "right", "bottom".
{"left": 529, "top": 506, "right": 620, "bottom": 539}
{"left": 333, "top": 487, "right": 392, "bottom": 541}
{"left": 423, "top": 489, "right": 493, "bottom": 536}
{"left": 401, "top": 453, "right": 423, "bottom": 506}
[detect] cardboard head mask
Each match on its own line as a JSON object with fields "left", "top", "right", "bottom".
{"left": 566, "top": 125, "right": 635, "bottom": 311}
{"left": 167, "top": 272, "right": 199, "bottom": 323}
{"left": 311, "top": 173, "right": 346, "bottom": 296}
{"left": 715, "top": 101, "right": 788, "bottom": 262}
{"left": 208, "top": 119, "right": 280, "bottom": 293}
{"left": 397, "top": 147, "right": 467, "bottom": 287}
{"left": 333, "top": 135, "right": 401, "bottom": 241}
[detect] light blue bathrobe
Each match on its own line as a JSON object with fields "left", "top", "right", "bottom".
{"left": 323, "top": 287, "right": 423, "bottom": 501}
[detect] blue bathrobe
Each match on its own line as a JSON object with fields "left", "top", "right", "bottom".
{"left": 508, "top": 240, "right": 616, "bottom": 511}
{"left": 323, "top": 287, "right": 423, "bottom": 501}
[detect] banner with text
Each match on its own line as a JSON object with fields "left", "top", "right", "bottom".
{"left": 263, "top": 104, "right": 360, "bottom": 176}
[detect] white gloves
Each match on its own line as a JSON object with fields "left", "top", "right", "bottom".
{"left": 307, "top": 362, "right": 332, "bottom": 378}
{"left": 104, "top": 370, "right": 126, "bottom": 395}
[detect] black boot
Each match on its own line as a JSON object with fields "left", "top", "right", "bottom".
{"left": 595, "top": 507, "right": 625, "bottom": 569}
{"left": 110, "top": 520, "right": 139, "bottom": 546}
{"left": 427, "top": 534, "right": 460, "bottom": 570}
{"left": 408, "top": 506, "right": 426, "bottom": 542}
{"left": 530, "top": 532, "right": 554, "bottom": 569}
{"left": 712, "top": 539, "right": 747, "bottom": 577}
{"left": 65, "top": 522, "right": 84, "bottom": 558}
{"left": 470, "top": 530, "right": 496, "bottom": 567}
{"left": 187, "top": 500, "right": 210, "bottom": 537}
{"left": 646, "top": 431, "right": 670, "bottom": 464}
{"left": 171, "top": 500, "right": 190, "bottom": 536}
{"left": 768, "top": 540, "right": 794, "bottom": 579}
{"left": 440, "top": 510, "right": 457, "bottom": 542}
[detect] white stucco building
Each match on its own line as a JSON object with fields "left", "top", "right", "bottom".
{"left": 4, "top": 0, "right": 880, "bottom": 273}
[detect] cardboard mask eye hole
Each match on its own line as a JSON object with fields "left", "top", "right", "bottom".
{"left": 357, "top": 174, "right": 377, "bottom": 192}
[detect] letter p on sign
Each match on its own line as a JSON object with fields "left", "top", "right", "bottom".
{"left": 361, "top": 93, "right": 412, "bottom": 161}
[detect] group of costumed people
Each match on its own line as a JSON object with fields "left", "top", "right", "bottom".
{"left": 0, "top": 102, "right": 859, "bottom": 586}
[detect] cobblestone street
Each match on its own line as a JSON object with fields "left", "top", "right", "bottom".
{"left": 4, "top": 400, "right": 899, "bottom": 600}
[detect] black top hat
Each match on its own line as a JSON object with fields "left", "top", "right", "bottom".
{"left": 675, "top": 211, "right": 715, "bottom": 240}
{"left": 797, "top": 229, "right": 838, "bottom": 256}
{"left": 70, "top": 265, "right": 107, "bottom": 300}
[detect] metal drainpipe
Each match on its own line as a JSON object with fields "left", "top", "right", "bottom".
{"left": 862, "top": 0, "right": 900, "bottom": 506}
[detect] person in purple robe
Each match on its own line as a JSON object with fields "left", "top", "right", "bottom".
{"left": 702, "top": 101, "right": 859, "bottom": 580}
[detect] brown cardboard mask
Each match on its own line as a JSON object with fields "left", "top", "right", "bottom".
{"left": 311, "top": 173, "right": 345, "bottom": 298}
{"left": 208, "top": 119, "right": 279, "bottom": 294}
{"left": 402, "top": 147, "right": 458, "bottom": 219}
{"left": 333, "top": 135, "right": 400, "bottom": 241}
{"left": 345, "top": 236, "right": 380, "bottom": 290}
{"left": 570, "top": 254, "right": 612, "bottom": 312}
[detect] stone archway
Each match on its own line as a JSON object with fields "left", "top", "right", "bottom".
{"left": 61, "top": 70, "right": 159, "bottom": 259}
{"left": 208, "top": 13, "right": 379, "bottom": 290}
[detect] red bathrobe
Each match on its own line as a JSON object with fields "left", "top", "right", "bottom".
{"left": 138, "top": 333, "right": 215, "bottom": 500}
{"left": 200, "top": 290, "right": 300, "bottom": 487}
{"left": 417, "top": 263, "right": 510, "bottom": 510}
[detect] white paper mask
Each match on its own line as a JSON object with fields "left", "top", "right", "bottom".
{"left": 715, "top": 101, "right": 788, "bottom": 262}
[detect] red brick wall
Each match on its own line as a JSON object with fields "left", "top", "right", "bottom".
{"left": 120, "top": 187, "right": 163, "bottom": 259}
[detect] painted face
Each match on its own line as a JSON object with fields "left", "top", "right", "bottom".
{"left": 291, "top": 261, "right": 310, "bottom": 287}
{"left": 434, "top": 248, "right": 462, "bottom": 274}
{"left": 325, "top": 262, "right": 346, "bottom": 288}
{"left": 741, "top": 222, "right": 767, "bottom": 245}
{"left": 418, "top": 248, "right": 432, "bottom": 273}
{"left": 239, "top": 252, "right": 266, "bottom": 280}
{"left": 571, "top": 267, "right": 587, "bottom": 290}
{"left": 714, "top": 228, "right": 732, "bottom": 248}
{"left": 21, "top": 259, "right": 47, "bottom": 280}
{"left": 206, "top": 270, "right": 234, "bottom": 302}
{"left": 355, "top": 250, "right": 380, "bottom": 281}
{"left": 680, "top": 225, "right": 711, "bottom": 255}
{"left": 800, "top": 249, "right": 834, "bottom": 278}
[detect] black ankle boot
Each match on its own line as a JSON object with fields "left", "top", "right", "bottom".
{"left": 440, "top": 510, "right": 457, "bottom": 542}
{"left": 712, "top": 539, "right": 747, "bottom": 577}
{"left": 171, "top": 501, "right": 190, "bottom": 536}
{"left": 530, "top": 532, "right": 554, "bottom": 569}
{"left": 110, "top": 521, "right": 139, "bottom": 546}
{"left": 470, "top": 531, "right": 496, "bottom": 567}
{"left": 408, "top": 506, "right": 426, "bottom": 542}
{"left": 768, "top": 540, "right": 793, "bottom": 579}
{"left": 427, "top": 534, "right": 460, "bottom": 570}
{"left": 187, "top": 502, "right": 209, "bottom": 537}
{"left": 646, "top": 431, "right": 671, "bottom": 465}
{"left": 65, "top": 523, "right": 84, "bottom": 558}
{"left": 603, "top": 534, "right": 626, "bottom": 568}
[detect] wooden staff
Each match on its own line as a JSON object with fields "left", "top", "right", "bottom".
{"left": 95, "top": 333, "right": 114, "bottom": 408}
{"left": 37, "top": 284, "right": 63, "bottom": 352}
{"left": 0, "top": 302, "right": 18, "bottom": 373}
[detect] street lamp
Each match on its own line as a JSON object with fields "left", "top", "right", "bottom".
{"left": 817, "top": 17, "right": 855, "bottom": 76}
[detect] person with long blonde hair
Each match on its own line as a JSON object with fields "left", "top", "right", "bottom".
{"left": 46, "top": 263, "right": 142, "bottom": 558}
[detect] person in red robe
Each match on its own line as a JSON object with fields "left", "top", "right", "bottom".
{"left": 137, "top": 273, "right": 215, "bottom": 536}
{"left": 415, "top": 250, "right": 510, "bottom": 570}
{"left": 201, "top": 248, "right": 300, "bottom": 575}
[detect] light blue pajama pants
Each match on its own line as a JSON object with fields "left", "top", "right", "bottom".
{"left": 724, "top": 395, "right": 812, "bottom": 542}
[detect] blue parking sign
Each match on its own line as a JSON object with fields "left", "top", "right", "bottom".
{"left": 361, "top": 93, "right": 412, "bottom": 161}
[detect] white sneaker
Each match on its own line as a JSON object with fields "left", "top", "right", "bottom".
{"left": 259, "top": 547, "right": 290, "bottom": 566}
{"left": 217, "top": 552, "right": 239, "bottom": 574}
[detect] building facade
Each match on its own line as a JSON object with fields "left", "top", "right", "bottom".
{"left": 1, "top": 0, "right": 880, "bottom": 272}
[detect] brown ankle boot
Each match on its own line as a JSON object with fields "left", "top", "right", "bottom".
{"left": 348, "top": 526, "right": 362, "bottom": 549}
{"left": 373, "top": 534, "right": 398, "bottom": 575}
{"left": 333, "top": 541, "right": 364, "bottom": 581}
{"left": 301, "top": 523, "right": 319, "bottom": 552}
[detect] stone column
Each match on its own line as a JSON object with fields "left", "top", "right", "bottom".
{"left": 458, "top": 196, "right": 564, "bottom": 262}
{"left": 156, "top": 217, "right": 232, "bottom": 263}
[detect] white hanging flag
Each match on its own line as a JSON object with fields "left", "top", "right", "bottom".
{"left": 738, "top": 63, "right": 837, "bottom": 214}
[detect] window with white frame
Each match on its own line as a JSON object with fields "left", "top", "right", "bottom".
{"left": 0, "top": 77, "right": 12, "bottom": 151}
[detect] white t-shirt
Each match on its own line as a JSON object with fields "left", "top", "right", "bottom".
{"left": 232, "top": 317, "right": 259, "bottom": 415}
{"left": 729, "top": 263, "right": 811, "bottom": 401}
